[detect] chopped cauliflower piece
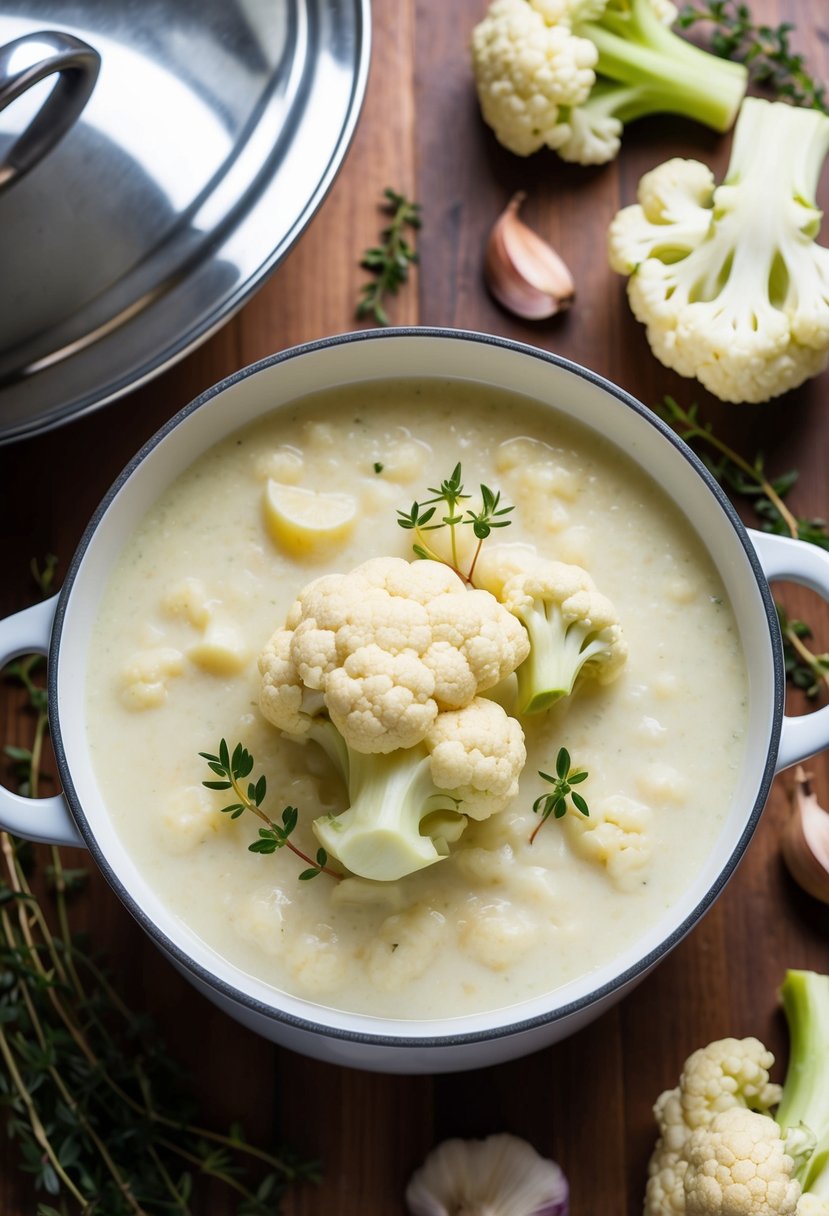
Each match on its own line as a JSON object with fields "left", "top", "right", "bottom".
{"left": 566, "top": 793, "right": 652, "bottom": 889}
{"left": 120, "top": 647, "right": 185, "bottom": 710}
{"left": 160, "top": 784, "right": 235, "bottom": 854}
{"left": 365, "top": 904, "right": 446, "bottom": 991}
{"left": 161, "top": 577, "right": 211, "bottom": 629}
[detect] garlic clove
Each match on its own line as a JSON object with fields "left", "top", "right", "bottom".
{"left": 405, "top": 1132, "right": 568, "bottom": 1216}
{"left": 782, "top": 767, "right": 829, "bottom": 904}
{"left": 484, "top": 192, "right": 575, "bottom": 321}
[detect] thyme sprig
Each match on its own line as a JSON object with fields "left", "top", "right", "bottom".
{"left": 1, "top": 563, "right": 320, "bottom": 1212}
{"left": 657, "top": 396, "right": 829, "bottom": 701}
{"left": 530, "top": 748, "right": 589, "bottom": 845}
{"left": 678, "top": 1, "right": 828, "bottom": 113}
{"left": 200, "top": 740, "right": 337, "bottom": 880}
{"left": 356, "top": 187, "right": 421, "bottom": 326}
{"left": 397, "top": 462, "right": 514, "bottom": 583}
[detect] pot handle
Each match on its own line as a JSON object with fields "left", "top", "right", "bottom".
{"left": 749, "top": 529, "right": 829, "bottom": 772}
{"left": 0, "top": 30, "right": 100, "bottom": 193}
{"left": 0, "top": 597, "right": 85, "bottom": 848}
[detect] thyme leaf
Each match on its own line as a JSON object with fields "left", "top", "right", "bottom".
{"left": 356, "top": 188, "right": 421, "bottom": 326}
{"left": 397, "top": 462, "right": 514, "bottom": 583}
{"left": 657, "top": 396, "right": 829, "bottom": 701}
{"left": 200, "top": 740, "right": 337, "bottom": 880}
{"left": 529, "top": 749, "right": 590, "bottom": 844}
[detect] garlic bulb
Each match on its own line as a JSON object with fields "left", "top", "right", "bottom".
{"left": 484, "top": 193, "right": 575, "bottom": 321}
{"left": 405, "top": 1132, "right": 568, "bottom": 1216}
{"left": 782, "top": 767, "right": 829, "bottom": 903}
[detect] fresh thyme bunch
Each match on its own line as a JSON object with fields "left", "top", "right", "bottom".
{"left": 1, "top": 562, "right": 320, "bottom": 1214}
{"left": 678, "top": 1, "right": 828, "bottom": 112}
{"left": 657, "top": 397, "right": 829, "bottom": 702}
{"left": 356, "top": 188, "right": 421, "bottom": 326}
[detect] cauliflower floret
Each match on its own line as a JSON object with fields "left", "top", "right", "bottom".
{"left": 608, "top": 99, "right": 829, "bottom": 403}
{"left": 286, "top": 923, "right": 349, "bottom": 995}
{"left": 119, "top": 646, "right": 185, "bottom": 710}
{"left": 260, "top": 556, "right": 528, "bottom": 754}
{"left": 365, "top": 903, "right": 446, "bottom": 991}
{"left": 684, "top": 1108, "right": 801, "bottom": 1216}
{"left": 161, "top": 576, "right": 211, "bottom": 629}
{"left": 258, "top": 557, "right": 530, "bottom": 882}
{"left": 426, "top": 697, "right": 526, "bottom": 820}
{"left": 471, "top": 0, "right": 597, "bottom": 156}
{"left": 644, "top": 1039, "right": 786, "bottom": 1213}
{"left": 457, "top": 895, "right": 538, "bottom": 970}
{"left": 477, "top": 547, "right": 626, "bottom": 713}
{"left": 556, "top": 97, "right": 623, "bottom": 164}
{"left": 644, "top": 974, "right": 829, "bottom": 1216}
{"left": 159, "top": 785, "right": 235, "bottom": 854}
{"left": 312, "top": 698, "right": 526, "bottom": 881}
{"left": 471, "top": 0, "right": 746, "bottom": 166}
{"left": 566, "top": 793, "right": 652, "bottom": 889}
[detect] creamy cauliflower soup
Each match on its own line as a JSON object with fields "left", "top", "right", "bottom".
{"left": 85, "top": 380, "right": 747, "bottom": 1019}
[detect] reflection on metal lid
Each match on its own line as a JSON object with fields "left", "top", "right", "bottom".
{"left": 0, "top": 0, "right": 371, "bottom": 443}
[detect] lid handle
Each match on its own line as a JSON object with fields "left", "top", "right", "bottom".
{"left": 0, "top": 30, "right": 100, "bottom": 192}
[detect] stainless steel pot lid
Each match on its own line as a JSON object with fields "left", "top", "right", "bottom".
{"left": 0, "top": 1, "right": 370, "bottom": 443}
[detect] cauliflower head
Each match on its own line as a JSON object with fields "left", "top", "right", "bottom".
{"left": 470, "top": 0, "right": 597, "bottom": 156}
{"left": 471, "top": 0, "right": 746, "bottom": 165}
{"left": 683, "top": 1108, "right": 801, "bottom": 1216}
{"left": 259, "top": 556, "right": 529, "bottom": 754}
{"left": 609, "top": 98, "right": 829, "bottom": 403}
{"left": 644, "top": 1038, "right": 784, "bottom": 1215}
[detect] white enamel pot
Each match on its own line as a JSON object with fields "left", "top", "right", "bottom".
{"left": 2, "top": 329, "right": 829, "bottom": 1075}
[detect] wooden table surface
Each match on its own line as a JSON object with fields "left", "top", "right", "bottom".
{"left": 3, "top": 1, "right": 829, "bottom": 1211}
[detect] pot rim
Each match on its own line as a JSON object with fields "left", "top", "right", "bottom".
{"left": 47, "top": 326, "right": 784, "bottom": 1048}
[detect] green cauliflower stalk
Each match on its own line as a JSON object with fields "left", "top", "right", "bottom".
{"left": 609, "top": 97, "right": 829, "bottom": 404}
{"left": 471, "top": 0, "right": 748, "bottom": 165}
{"left": 309, "top": 722, "right": 467, "bottom": 882}
{"left": 305, "top": 699, "right": 526, "bottom": 882}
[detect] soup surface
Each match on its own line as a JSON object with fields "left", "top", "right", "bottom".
{"left": 86, "top": 379, "right": 748, "bottom": 1019}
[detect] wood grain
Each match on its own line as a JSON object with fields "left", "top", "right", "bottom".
{"left": 3, "top": 1, "right": 829, "bottom": 1212}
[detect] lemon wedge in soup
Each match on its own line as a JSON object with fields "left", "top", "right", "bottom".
{"left": 264, "top": 480, "right": 357, "bottom": 555}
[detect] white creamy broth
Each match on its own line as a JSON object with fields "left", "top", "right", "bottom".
{"left": 85, "top": 379, "right": 747, "bottom": 1019}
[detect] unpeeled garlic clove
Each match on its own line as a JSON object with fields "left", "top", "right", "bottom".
{"left": 782, "top": 767, "right": 829, "bottom": 903}
{"left": 405, "top": 1132, "right": 568, "bottom": 1216}
{"left": 484, "top": 192, "right": 575, "bottom": 321}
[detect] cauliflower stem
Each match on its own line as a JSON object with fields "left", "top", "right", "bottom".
{"left": 578, "top": 0, "right": 747, "bottom": 135}
{"left": 310, "top": 721, "right": 468, "bottom": 882}
{"left": 516, "top": 596, "right": 612, "bottom": 711}
{"left": 776, "top": 970, "right": 829, "bottom": 1197}
{"left": 471, "top": 0, "right": 748, "bottom": 164}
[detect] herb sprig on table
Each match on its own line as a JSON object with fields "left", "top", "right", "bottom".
{"left": 397, "top": 462, "right": 514, "bottom": 584}
{"left": 200, "top": 740, "right": 337, "bottom": 880}
{"left": 678, "top": 1, "right": 828, "bottom": 112}
{"left": 1, "top": 563, "right": 320, "bottom": 1214}
{"left": 356, "top": 188, "right": 421, "bottom": 326}
{"left": 658, "top": 396, "right": 829, "bottom": 701}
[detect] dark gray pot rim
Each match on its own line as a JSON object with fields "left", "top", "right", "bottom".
{"left": 48, "top": 327, "right": 784, "bottom": 1052}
